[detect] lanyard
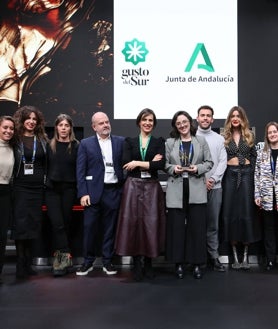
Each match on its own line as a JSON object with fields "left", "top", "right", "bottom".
{"left": 270, "top": 155, "right": 276, "bottom": 175}
{"left": 21, "top": 136, "right": 37, "bottom": 164}
{"left": 139, "top": 134, "right": 151, "bottom": 160}
{"left": 270, "top": 154, "right": 276, "bottom": 187}
{"left": 179, "top": 141, "right": 193, "bottom": 166}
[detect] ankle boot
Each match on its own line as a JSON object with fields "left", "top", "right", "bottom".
{"left": 16, "top": 257, "right": 27, "bottom": 279}
{"left": 241, "top": 245, "right": 250, "bottom": 270}
{"left": 175, "top": 263, "right": 184, "bottom": 279}
{"left": 15, "top": 240, "right": 27, "bottom": 279}
{"left": 24, "top": 241, "right": 37, "bottom": 276}
{"left": 52, "top": 250, "right": 61, "bottom": 275}
{"left": 25, "top": 256, "right": 38, "bottom": 276}
{"left": 133, "top": 256, "right": 143, "bottom": 282}
{"left": 144, "top": 257, "right": 155, "bottom": 279}
{"left": 232, "top": 245, "right": 241, "bottom": 269}
{"left": 193, "top": 265, "right": 202, "bottom": 279}
{"left": 53, "top": 252, "right": 73, "bottom": 277}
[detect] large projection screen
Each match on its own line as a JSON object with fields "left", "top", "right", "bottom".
{"left": 114, "top": 0, "right": 238, "bottom": 119}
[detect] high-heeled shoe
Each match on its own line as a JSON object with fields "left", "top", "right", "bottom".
{"left": 133, "top": 256, "right": 143, "bottom": 282}
{"left": 175, "top": 264, "right": 184, "bottom": 279}
{"left": 144, "top": 257, "right": 155, "bottom": 279}
{"left": 266, "top": 261, "right": 275, "bottom": 271}
{"left": 241, "top": 245, "right": 250, "bottom": 270}
{"left": 193, "top": 265, "right": 202, "bottom": 279}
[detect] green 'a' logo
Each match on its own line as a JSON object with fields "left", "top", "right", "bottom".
{"left": 185, "top": 43, "right": 214, "bottom": 72}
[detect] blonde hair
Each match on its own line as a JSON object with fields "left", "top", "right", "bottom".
{"left": 222, "top": 106, "right": 254, "bottom": 147}
{"left": 263, "top": 121, "right": 278, "bottom": 152}
{"left": 49, "top": 114, "right": 78, "bottom": 153}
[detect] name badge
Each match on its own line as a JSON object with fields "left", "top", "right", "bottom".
{"left": 182, "top": 172, "right": 188, "bottom": 178}
{"left": 24, "top": 163, "right": 34, "bottom": 175}
{"left": 141, "top": 171, "right": 151, "bottom": 178}
{"left": 105, "top": 162, "right": 114, "bottom": 173}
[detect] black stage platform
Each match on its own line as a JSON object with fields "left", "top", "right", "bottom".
{"left": 1, "top": 259, "right": 278, "bottom": 329}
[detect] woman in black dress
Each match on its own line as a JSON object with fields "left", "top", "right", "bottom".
{"left": 115, "top": 108, "right": 166, "bottom": 281}
{"left": 13, "top": 106, "right": 48, "bottom": 279}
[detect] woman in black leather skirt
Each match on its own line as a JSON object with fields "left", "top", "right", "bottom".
{"left": 115, "top": 108, "right": 166, "bottom": 281}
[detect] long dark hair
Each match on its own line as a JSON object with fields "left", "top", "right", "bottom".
{"left": 49, "top": 113, "right": 79, "bottom": 153}
{"left": 169, "top": 110, "right": 196, "bottom": 138}
{"left": 13, "top": 105, "right": 48, "bottom": 142}
{"left": 223, "top": 106, "right": 254, "bottom": 147}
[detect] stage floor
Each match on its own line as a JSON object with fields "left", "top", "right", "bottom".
{"left": 1, "top": 259, "right": 278, "bottom": 329}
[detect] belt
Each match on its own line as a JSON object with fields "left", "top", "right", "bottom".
{"left": 104, "top": 183, "right": 119, "bottom": 189}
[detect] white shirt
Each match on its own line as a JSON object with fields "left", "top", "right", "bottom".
{"left": 97, "top": 134, "right": 118, "bottom": 184}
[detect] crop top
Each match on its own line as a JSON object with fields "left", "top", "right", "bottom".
{"left": 225, "top": 136, "right": 257, "bottom": 168}
{"left": 225, "top": 136, "right": 257, "bottom": 188}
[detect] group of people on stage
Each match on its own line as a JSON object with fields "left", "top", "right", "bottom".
{"left": 0, "top": 105, "right": 277, "bottom": 284}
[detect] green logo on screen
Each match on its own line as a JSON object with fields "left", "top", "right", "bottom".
{"left": 185, "top": 43, "right": 214, "bottom": 72}
{"left": 122, "top": 38, "right": 149, "bottom": 65}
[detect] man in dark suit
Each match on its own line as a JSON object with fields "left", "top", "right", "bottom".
{"left": 76, "top": 112, "right": 124, "bottom": 276}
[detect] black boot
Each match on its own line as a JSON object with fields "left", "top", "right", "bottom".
{"left": 133, "top": 256, "right": 143, "bottom": 282}
{"left": 144, "top": 257, "right": 155, "bottom": 279}
{"left": 15, "top": 240, "right": 27, "bottom": 279}
{"left": 0, "top": 267, "right": 3, "bottom": 284}
{"left": 16, "top": 258, "right": 27, "bottom": 279}
{"left": 24, "top": 240, "right": 37, "bottom": 276}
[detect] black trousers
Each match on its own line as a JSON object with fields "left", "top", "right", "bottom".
{"left": 0, "top": 185, "right": 12, "bottom": 273}
{"left": 262, "top": 209, "right": 278, "bottom": 262}
{"left": 45, "top": 183, "right": 77, "bottom": 252}
{"left": 82, "top": 185, "right": 121, "bottom": 266}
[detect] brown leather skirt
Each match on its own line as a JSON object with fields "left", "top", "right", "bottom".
{"left": 115, "top": 177, "right": 166, "bottom": 257}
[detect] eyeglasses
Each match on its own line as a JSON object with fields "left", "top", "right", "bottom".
{"left": 176, "top": 120, "right": 190, "bottom": 128}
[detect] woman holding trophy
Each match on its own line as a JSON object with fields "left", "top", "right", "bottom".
{"left": 165, "top": 111, "right": 213, "bottom": 279}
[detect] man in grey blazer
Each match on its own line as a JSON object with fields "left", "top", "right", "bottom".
{"left": 76, "top": 112, "right": 124, "bottom": 276}
{"left": 196, "top": 105, "right": 227, "bottom": 272}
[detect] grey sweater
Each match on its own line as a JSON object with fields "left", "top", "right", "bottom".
{"left": 0, "top": 139, "right": 14, "bottom": 184}
{"left": 196, "top": 127, "right": 227, "bottom": 189}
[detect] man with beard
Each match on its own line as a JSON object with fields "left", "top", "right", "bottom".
{"left": 196, "top": 105, "right": 227, "bottom": 272}
{"left": 76, "top": 112, "right": 124, "bottom": 276}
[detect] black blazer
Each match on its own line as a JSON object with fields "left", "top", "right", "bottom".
{"left": 123, "top": 136, "right": 165, "bottom": 179}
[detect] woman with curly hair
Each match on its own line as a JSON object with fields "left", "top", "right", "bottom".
{"left": 222, "top": 106, "right": 260, "bottom": 270}
{"left": 12, "top": 105, "right": 48, "bottom": 279}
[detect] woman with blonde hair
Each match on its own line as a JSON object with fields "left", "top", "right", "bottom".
{"left": 222, "top": 106, "right": 260, "bottom": 270}
{"left": 45, "top": 114, "right": 79, "bottom": 276}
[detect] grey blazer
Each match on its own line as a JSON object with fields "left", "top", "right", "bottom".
{"left": 165, "top": 135, "right": 213, "bottom": 207}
